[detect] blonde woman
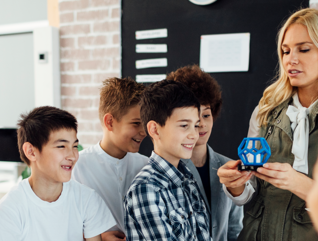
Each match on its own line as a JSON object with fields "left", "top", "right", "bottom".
{"left": 218, "top": 8, "right": 318, "bottom": 240}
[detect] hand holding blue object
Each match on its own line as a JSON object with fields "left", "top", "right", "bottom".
{"left": 238, "top": 137, "right": 271, "bottom": 171}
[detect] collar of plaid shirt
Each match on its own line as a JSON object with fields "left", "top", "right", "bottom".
{"left": 149, "top": 151, "right": 209, "bottom": 215}
{"left": 147, "top": 151, "right": 211, "bottom": 241}
{"left": 150, "top": 151, "right": 196, "bottom": 187}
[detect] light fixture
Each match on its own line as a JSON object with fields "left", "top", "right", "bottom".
{"left": 189, "top": 0, "right": 217, "bottom": 5}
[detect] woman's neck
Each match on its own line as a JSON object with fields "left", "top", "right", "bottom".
{"left": 191, "top": 144, "right": 208, "bottom": 167}
{"left": 298, "top": 87, "right": 318, "bottom": 108}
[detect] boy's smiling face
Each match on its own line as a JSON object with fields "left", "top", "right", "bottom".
{"left": 154, "top": 107, "right": 200, "bottom": 166}
{"left": 196, "top": 105, "right": 213, "bottom": 146}
{"left": 31, "top": 128, "right": 79, "bottom": 183}
{"left": 111, "top": 105, "right": 146, "bottom": 156}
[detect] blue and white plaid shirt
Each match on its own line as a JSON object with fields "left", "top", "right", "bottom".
{"left": 124, "top": 152, "right": 211, "bottom": 241}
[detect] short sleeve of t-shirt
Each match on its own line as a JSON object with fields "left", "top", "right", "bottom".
{"left": 0, "top": 184, "right": 25, "bottom": 241}
{"left": 83, "top": 190, "right": 116, "bottom": 239}
{"left": 0, "top": 202, "right": 22, "bottom": 240}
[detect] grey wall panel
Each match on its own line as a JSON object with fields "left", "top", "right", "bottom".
{"left": 0, "top": 0, "right": 47, "bottom": 25}
{"left": 0, "top": 33, "right": 35, "bottom": 127}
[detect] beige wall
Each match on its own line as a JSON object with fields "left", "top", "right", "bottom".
{"left": 58, "top": 0, "right": 121, "bottom": 148}
{"left": 311, "top": 3, "right": 318, "bottom": 9}
{"left": 48, "top": 0, "right": 60, "bottom": 27}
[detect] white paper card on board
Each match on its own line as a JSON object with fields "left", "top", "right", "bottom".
{"left": 136, "top": 58, "right": 168, "bottom": 69}
{"left": 136, "top": 74, "right": 166, "bottom": 83}
{"left": 135, "top": 28, "right": 168, "bottom": 40}
{"left": 200, "top": 33, "right": 250, "bottom": 73}
{"left": 136, "top": 44, "right": 168, "bottom": 53}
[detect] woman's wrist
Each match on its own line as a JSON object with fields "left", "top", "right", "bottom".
{"left": 227, "top": 184, "right": 245, "bottom": 197}
{"left": 290, "top": 172, "right": 314, "bottom": 200}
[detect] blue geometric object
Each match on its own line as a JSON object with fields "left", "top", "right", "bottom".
{"left": 238, "top": 137, "right": 271, "bottom": 167}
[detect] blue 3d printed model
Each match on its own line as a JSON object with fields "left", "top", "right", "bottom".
{"left": 237, "top": 137, "right": 271, "bottom": 171}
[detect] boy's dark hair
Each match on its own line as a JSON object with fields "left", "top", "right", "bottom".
{"left": 99, "top": 77, "right": 145, "bottom": 123}
{"left": 166, "top": 65, "right": 222, "bottom": 119}
{"left": 17, "top": 106, "right": 78, "bottom": 165}
{"left": 140, "top": 79, "right": 200, "bottom": 136}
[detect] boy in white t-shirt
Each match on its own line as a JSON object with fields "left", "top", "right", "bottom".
{"left": 0, "top": 106, "right": 116, "bottom": 241}
{"left": 72, "top": 77, "right": 148, "bottom": 241}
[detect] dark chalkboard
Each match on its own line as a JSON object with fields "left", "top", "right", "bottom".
{"left": 0, "top": 128, "right": 22, "bottom": 162}
{"left": 122, "top": 0, "right": 309, "bottom": 159}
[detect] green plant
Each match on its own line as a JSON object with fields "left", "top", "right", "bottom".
{"left": 78, "top": 144, "right": 83, "bottom": 151}
{"left": 21, "top": 166, "right": 31, "bottom": 179}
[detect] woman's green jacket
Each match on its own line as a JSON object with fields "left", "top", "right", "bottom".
{"left": 238, "top": 98, "right": 318, "bottom": 241}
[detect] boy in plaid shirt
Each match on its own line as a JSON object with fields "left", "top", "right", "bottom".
{"left": 124, "top": 80, "right": 212, "bottom": 241}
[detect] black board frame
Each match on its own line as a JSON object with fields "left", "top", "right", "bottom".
{"left": 122, "top": 0, "right": 309, "bottom": 158}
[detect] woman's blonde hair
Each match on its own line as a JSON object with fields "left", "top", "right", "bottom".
{"left": 258, "top": 8, "right": 318, "bottom": 125}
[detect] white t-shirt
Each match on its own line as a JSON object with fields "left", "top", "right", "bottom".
{"left": 72, "top": 143, "right": 148, "bottom": 233}
{"left": 0, "top": 179, "right": 116, "bottom": 241}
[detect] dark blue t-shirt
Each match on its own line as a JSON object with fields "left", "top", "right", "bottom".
{"left": 196, "top": 155, "right": 211, "bottom": 205}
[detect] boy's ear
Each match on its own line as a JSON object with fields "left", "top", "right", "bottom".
{"left": 103, "top": 113, "right": 114, "bottom": 131}
{"left": 22, "top": 142, "right": 37, "bottom": 163}
{"left": 147, "top": 121, "right": 160, "bottom": 140}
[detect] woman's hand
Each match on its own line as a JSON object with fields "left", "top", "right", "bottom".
{"left": 217, "top": 160, "right": 253, "bottom": 197}
{"left": 254, "top": 162, "right": 314, "bottom": 200}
